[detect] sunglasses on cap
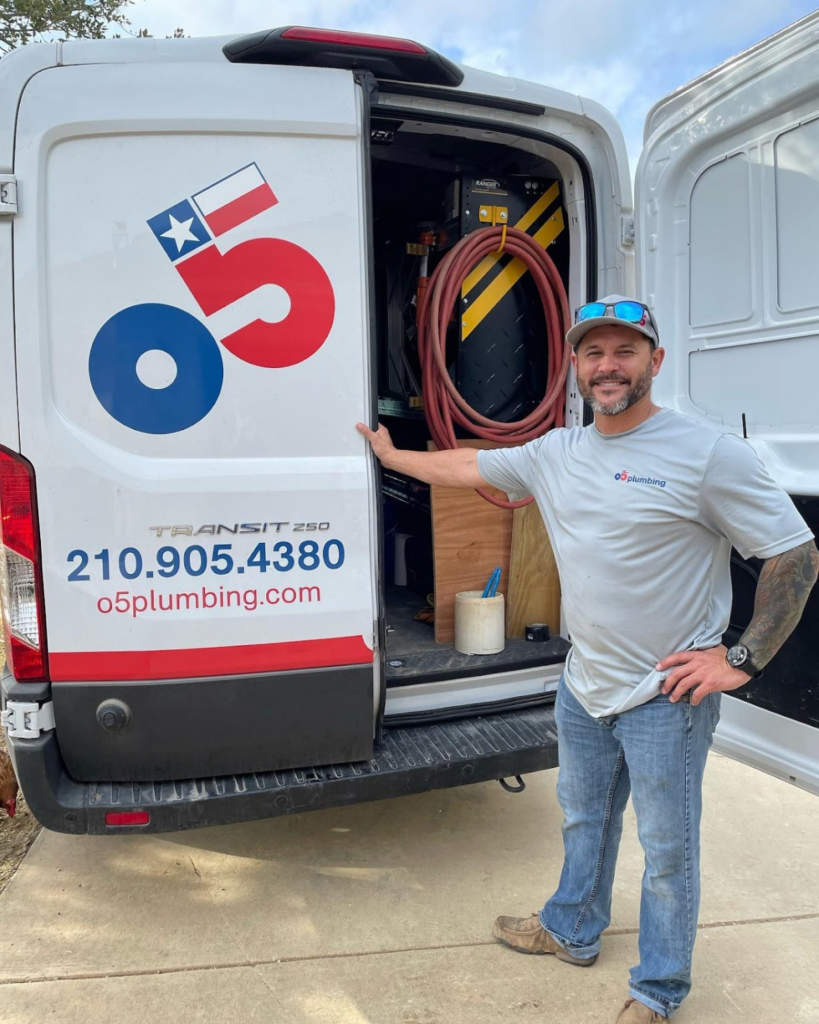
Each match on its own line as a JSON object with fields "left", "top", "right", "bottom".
{"left": 576, "top": 300, "right": 653, "bottom": 325}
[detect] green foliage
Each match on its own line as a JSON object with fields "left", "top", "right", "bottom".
{"left": 0, "top": 1, "right": 182, "bottom": 54}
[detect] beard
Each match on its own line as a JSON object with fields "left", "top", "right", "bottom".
{"left": 576, "top": 360, "right": 654, "bottom": 416}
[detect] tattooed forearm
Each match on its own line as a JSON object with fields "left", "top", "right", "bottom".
{"left": 740, "top": 539, "right": 819, "bottom": 669}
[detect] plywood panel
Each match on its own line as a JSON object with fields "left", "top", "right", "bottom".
{"left": 507, "top": 501, "right": 561, "bottom": 639}
{"left": 429, "top": 441, "right": 514, "bottom": 644}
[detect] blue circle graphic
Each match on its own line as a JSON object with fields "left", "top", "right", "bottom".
{"left": 89, "top": 303, "right": 223, "bottom": 434}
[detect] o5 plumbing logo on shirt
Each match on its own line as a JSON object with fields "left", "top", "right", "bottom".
{"left": 615, "top": 470, "right": 668, "bottom": 489}
{"left": 88, "top": 163, "right": 336, "bottom": 434}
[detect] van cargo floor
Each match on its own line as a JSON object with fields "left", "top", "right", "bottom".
{"left": 12, "top": 705, "right": 559, "bottom": 835}
{"left": 385, "top": 586, "right": 570, "bottom": 685}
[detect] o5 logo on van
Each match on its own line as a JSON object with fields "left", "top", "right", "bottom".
{"left": 88, "top": 164, "right": 336, "bottom": 434}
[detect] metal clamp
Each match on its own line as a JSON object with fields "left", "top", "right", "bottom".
{"left": 1, "top": 700, "right": 55, "bottom": 739}
{"left": 478, "top": 205, "right": 508, "bottom": 226}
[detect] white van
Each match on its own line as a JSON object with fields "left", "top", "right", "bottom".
{"left": 1, "top": 18, "right": 817, "bottom": 834}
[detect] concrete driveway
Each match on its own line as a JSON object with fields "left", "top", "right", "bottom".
{"left": 0, "top": 753, "right": 817, "bottom": 1023}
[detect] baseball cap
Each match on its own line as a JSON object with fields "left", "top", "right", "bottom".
{"left": 565, "top": 295, "right": 660, "bottom": 349}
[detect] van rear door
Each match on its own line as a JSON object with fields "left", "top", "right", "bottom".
{"left": 636, "top": 12, "right": 819, "bottom": 792}
{"left": 12, "top": 60, "right": 379, "bottom": 781}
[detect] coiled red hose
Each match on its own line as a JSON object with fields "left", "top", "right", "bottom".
{"left": 417, "top": 225, "right": 571, "bottom": 509}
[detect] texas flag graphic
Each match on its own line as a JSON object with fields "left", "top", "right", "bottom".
{"left": 191, "top": 163, "right": 278, "bottom": 236}
{"left": 147, "top": 199, "right": 210, "bottom": 262}
{"left": 147, "top": 163, "right": 279, "bottom": 262}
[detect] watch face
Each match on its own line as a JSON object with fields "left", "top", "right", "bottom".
{"left": 727, "top": 646, "right": 748, "bottom": 668}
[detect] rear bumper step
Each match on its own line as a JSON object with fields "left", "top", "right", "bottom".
{"left": 9, "top": 705, "right": 558, "bottom": 835}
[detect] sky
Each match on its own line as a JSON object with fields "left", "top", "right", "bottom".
{"left": 127, "top": 0, "right": 815, "bottom": 173}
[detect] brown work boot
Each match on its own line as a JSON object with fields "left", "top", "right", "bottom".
{"left": 492, "top": 913, "right": 598, "bottom": 966}
{"left": 616, "top": 997, "right": 667, "bottom": 1022}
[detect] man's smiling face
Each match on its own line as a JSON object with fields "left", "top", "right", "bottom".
{"left": 573, "top": 325, "right": 664, "bottom": 416}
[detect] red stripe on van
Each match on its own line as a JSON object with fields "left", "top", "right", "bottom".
{"left": 203, "top": 183, "right": 278, "bottom": 236}
{"left": 49, "top": 635, "right": 373, "bottom": 681}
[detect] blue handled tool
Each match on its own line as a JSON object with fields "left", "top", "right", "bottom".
{"left": 482, "top": 567, "right": 501, "bottom": 599}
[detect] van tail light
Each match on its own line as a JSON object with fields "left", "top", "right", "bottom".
{"left": 281, "top": 27, "right": 426, "bottom": 54}
{"left": 223, "top": 26, "right": 464, "bottom": 88}
{"left": 0, "top": 447, "right": 49, "bottom": 681}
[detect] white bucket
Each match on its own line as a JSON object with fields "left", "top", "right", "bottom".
{"left": 454, "top": 590, "right": 506, "bottom": 655}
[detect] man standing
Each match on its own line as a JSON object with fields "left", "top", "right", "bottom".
{"left": 356, "top": 296, "right": 818, "bottom": 1021}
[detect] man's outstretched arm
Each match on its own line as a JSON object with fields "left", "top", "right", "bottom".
{"left": 356, "top": 422, "right": 488, "bottom": 489}
{"left": 658, "top": 538, "right": 819, "bottom": 704}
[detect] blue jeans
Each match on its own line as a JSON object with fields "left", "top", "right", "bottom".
{"left": 540, "top": 678, "right": 721, "bottom": 1018}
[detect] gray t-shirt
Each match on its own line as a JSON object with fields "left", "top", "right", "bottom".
{"left": 477, "top": 408, "right": 813, "bottom": 717}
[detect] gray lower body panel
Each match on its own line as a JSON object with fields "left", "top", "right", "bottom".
{"left": 48, "top": 665, "right": 374, "bottom": 782}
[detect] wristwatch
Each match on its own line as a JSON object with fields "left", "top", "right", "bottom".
{"left": 725, "top": 644, "right": 763, "bottom": 678}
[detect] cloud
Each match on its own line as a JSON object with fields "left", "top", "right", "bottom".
{"left": 132, "top": 0, "right": 815, "bottom": 172}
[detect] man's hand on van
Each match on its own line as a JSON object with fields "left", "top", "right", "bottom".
{"left": 356, "top": 422, "right": 395, "bottom": 462}
{"left": 356, "top": 421, "right": 487, "bottom": 489}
